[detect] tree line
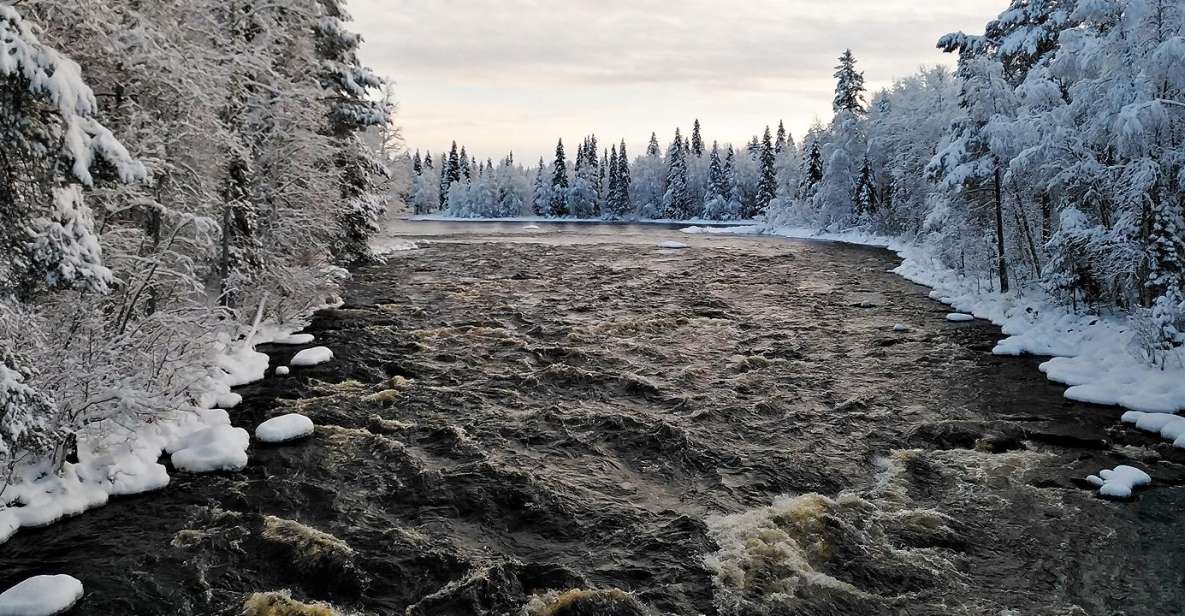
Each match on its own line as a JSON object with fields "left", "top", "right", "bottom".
{"left": 0, "top": 2, "right": 400, "bottom": 476}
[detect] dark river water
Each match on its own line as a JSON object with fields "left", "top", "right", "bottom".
{"left": 3, "top": 221, "right": 1184, "bottom": 615}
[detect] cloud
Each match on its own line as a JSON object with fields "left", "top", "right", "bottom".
{"left": 349, "top": 0, "right": 1002, "bottom": 159}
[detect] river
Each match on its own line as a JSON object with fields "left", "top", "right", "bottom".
{"left": 3, "top": 220, "right": 1183, "bottom": 615}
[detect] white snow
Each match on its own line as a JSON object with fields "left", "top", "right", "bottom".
{"left": 946, "top": 313, "right": 975, "bottom": 322}
{"left": 1086, "top": 465, "right": 1151, "bottom": 499}
{"left": 167, "top": 424, "right": 250, "bottom": 473}
{"left": 273, "top": 333, "right": 315, "bottom": 345}
{"left": 657, "top": 240, "right": 689, "bottom": 249}
{"left": 0, "top": 575, "right": 84, "bottom": 616}
{"left": 290, "top": 346, "right": 333, "bottom": 367}
{"left": 694, "top": 225, "right": 1185, "bottom": 421}
{"left": 1120, "top": 411, "right": 1185, "bottom": 448}
{"left": 255, "top": 414, "right": 315, "bottom": 444}
{"left": 275, "top": 366, "right": 290, "bottom": 376}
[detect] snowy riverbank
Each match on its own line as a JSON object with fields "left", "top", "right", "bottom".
{"left": 685, "top": 224, "right": 1185, "bottom": 433}
{"left": 0, "top": 320, "right": 324, "bottom": 545}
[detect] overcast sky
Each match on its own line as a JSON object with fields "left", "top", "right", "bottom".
{"left": 350, "top": 0, "right": 1001, "bottom": 162}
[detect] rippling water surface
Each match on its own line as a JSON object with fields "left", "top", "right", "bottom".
{"left": 3, "top": 221, "right": 1184, "bottom": 615}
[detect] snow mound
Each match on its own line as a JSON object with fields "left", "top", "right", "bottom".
{"left": 657, "top": 240, "right": 689, "bottom": 249}
{"left": 1086, "top": 465, "right": 1151, "bottom": 499}
{"left": 275, "top": 366, "right": 290, "bottom": 376}
{"left": 290, "top": 346, "right": 333, "bottom": 367}
{"left": 168, "top": 425, "right": 249, "bottom": 473}
{"left": 0, "top": 575, "right": 84, "bottom": 616}
{"left": 255, "top": 414, "right": 315, "bottom": 444}
{"left": 945, "top": 313, "right": 975, "bottom": 322}
{"left": 1120, "top": 411, "right": 1185, "bottom": 448}
{"left": 893, "top": 324, "right": 911, "bottom": 332}
{"left": 273, "top": 333, "right": 315, "bottom": 345}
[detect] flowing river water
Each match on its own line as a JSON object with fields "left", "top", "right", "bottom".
{"left": 3, "top": 221, "right": 1184, "bottom": 615}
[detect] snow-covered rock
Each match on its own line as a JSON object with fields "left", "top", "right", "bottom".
{"left": 273, "top": 333, "right": 315, "bottom": 345}
{"left": 1086, "top": 465, "right": 1151, "bottom": 499}
{"left": 168, "top": 425, "right": 249, "bottom": 473}
{"left": 275, "top": 366, "right": 290, "bottom": 376}
{"left": 946, "top": 313, "right": 975, "bottom": 322}
{"left": 893, "top": 324, "right": 911, "bottom": 332}
{"left": 657, "top": 240, "right": 689, "bottom": 249}
{"left": 290, "top": 346, "right": 333, "bottom": 367}
{"left": 0, "top": 575, "right": 84, "bottom": 616}
{"left": 255, "top": 414, "right": 315, "bottom": 444}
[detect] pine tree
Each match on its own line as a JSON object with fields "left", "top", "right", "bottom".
{"left": 691, "top": 119, "right": 705, "bottom": 157}
{"left": 755, "top": 126, "right": 778, "bottom": 216}
{"left": 776, "top": 121, "right": 788, "bottom": 154}
{"left": 424, "top": 151, "right": 434, "bottom": 170}
{"left": 412, "top": 150, "right": 422, "bottom": 174}
{"left": 647, "top": 132, "right": 661, "bottom": 157}
{"left": 459, "top": 146, "right": 471, "bottom": 182}
{"left": 550, "top": 139, "right": 569, "bottom": 217}
{"left": 616, "top": 140, "right": 631, "bottom": 216}
{"left": 533, "top": 158, "right": 550, "bottom": 216}
{"left": 662, "top": 129, "right": 693, "bottom": 219}
{"left": 853, "top": 156, "right": 876, "bottom": 219}
{"left": 800, "top": 141, "right": 824, "bottom": 197}
{"left": 833, "top": 49, "right": 867, "bottom": 114}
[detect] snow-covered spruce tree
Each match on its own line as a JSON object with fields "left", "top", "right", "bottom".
{"left": 0, "top": 4, "right": 145, "bottom": 467}
{"left": 691, "top": 119, "right": 705, "bottom": 158}
{"left": 833, "top": 49, "right": 867, "bottom": 114}
{"left": 755, "top": 127, "right": 778, "bottom": 217}
{"left": 532, "top": 158, "right": 551, "bottom": 216}
{"left": 314, "top": 0, "right": 390, "bottom": 265}
{"left": 662, "top": 129, "right": 693, "bottom": 220}
{"left": 702, "top": 142, "right": 731, "bottom": 220}
{"left": 441, "top": 141, "right": 460, "bottom": 208}
{"left": 775, "top": 121, "right": 788, "bottom": 155}
{"left": 614, "top": 140, "right": 632, "bottom": 218}
{"left": 632, "top": 133, "right": 666, "bottom": 218}
{"left": 550, "top": 139, "right": 569, "bottom": 217}
{"left": 799, "top": 140, "right": 824, "bottom": 198}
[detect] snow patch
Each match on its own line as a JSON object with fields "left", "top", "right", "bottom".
{"left": 0, "top": 575, "right": 84, "bottom": 616}
{"left": 290, "top": 346, "right": 333, "bottom": 367}
{"left": 273, "top": 333, "right": 315, "bottom": 345}
{"left": 1086, "top": 465, "right": 1151, "bottom": 499}
{"left": 275, "top": 366, "right": 290, "bottom": 376}
{"left": 255, "top": 414, "right": 315, "bottom": 444}
{"left": 946, "top": 313, "right": 975, "bottom": 322}
{"left": 1121, "top": 411, "right": 1185, "bottom": 448}
{"left": 167, "top": 425, "right": 250, "bottom": 473}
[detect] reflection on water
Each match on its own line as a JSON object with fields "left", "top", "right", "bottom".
{"left": 1, "top": 221, "right": 1182, "bottom": 615}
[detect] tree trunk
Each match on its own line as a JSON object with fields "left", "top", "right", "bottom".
{"left": 994, "top": 166, "right": 1010, "bottom": 293}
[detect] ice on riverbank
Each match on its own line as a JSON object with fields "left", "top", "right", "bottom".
{"left": 255, "top": 414, "right": 315, "bottom": 444}
{"left": 290, "top": 346, "right": 333, "bottom": 367}
{"left": 273, "top": 333, "right": 315, "bottom": 345}
{"left": 1087, "top": 465, "right": 1151, "bottom": 499}
{"left": 1120, "top": 411, "right": 1185, "bottom": 448}
{"left": 0, "top": 575, "right": 84, "bottom": 616}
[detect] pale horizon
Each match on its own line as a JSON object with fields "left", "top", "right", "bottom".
{"left": 351, "top": 0, "right": 1002, "bottom": 162}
